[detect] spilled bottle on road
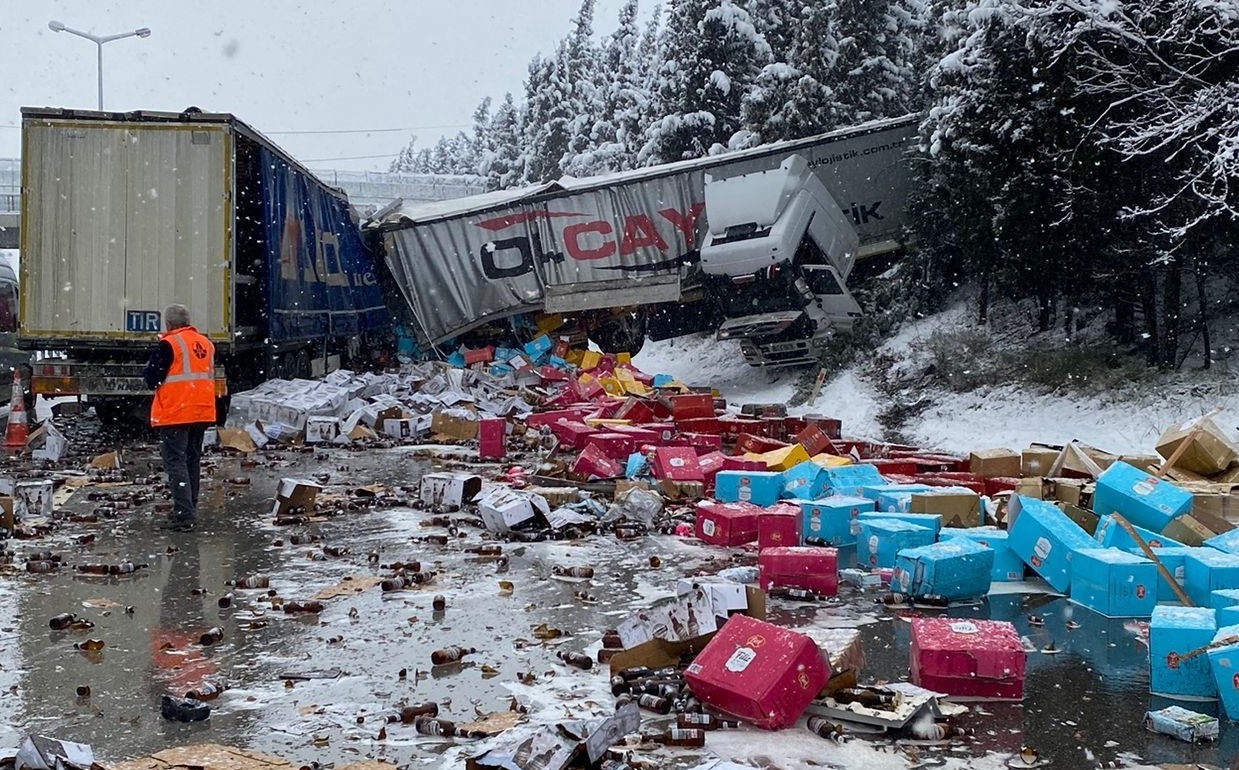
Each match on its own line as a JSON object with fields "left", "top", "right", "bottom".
{"left": 552, "top": 565, "right": 594, "bottom": 579}
{"left": 557, "top": 650, "right": 593, "bottom": 670}
{"left": 283, "top": 600, "right": 324, "bottom": 614}
{"left": 398, "top": 702, "right": 439, "bottom": 723}
{"left": 198, "top": 627, "right": 224, "bottom": 646}
{"left": 645, "top": 728, "right": 705, "bottom": 747}
{"left": 430, "top": 646, "right": 476, "bottom": 665}
{"left": 413, "top": 716, "right": 456, "bottom": 736}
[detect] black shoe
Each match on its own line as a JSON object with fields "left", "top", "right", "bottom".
{"left": 161, "top": 694, "right": 210, "bottom": 721}
{"left": 161, "top": 516, "right": 196, "bottom": 532}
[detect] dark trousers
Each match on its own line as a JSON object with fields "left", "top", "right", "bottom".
{"left": 159, "top": 423, "right": 208, "bottom": 519}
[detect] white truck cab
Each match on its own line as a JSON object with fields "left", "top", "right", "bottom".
{"left": 700, "top": 154, "right": 864, "bottom": 366}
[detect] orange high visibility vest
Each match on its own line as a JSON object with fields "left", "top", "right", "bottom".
{"left": 150, "top": 326, "right": 217, "bottom": 427}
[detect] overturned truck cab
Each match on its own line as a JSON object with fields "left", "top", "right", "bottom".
{"left": 372, "top": 115, "right": 917, "bottom": 368}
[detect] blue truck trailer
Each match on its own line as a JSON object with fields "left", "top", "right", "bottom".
{"left": 17, "top": 107, "right": 391, "bottom": 421}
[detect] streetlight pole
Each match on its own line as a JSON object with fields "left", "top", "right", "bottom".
{"left": 48, "top": 21, "right": 151, "bottom": 111}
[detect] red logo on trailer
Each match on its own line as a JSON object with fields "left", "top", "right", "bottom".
{"left": 1136, "top": 585, "right": 1147, "bottom": 599}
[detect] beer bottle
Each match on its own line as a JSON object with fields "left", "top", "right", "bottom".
{"left": 432, "top": 595, "right": 446, "bottom": 611}
{"left": 619, "top": 666, "right": 654, "bottom": 681}
{"left": 283, "top": 600, "right": 324, "bottom": 614}
{"left": 647, "top": 728, "right": 705, "bottom": 747}
{"left": 636, "top": 694, "right": 671, "bottom": 714}
{"left": 323, "top": 546, "right": 349, "bottom": 558}
{"left": 49, "top": 612, "right": 77, "bottom": 630}
{"left": 388, "top": 560, "right": 421, "bottom": 572}
{"left": 676, "top": 712, "right": 736, "bottom": 730}
{"left": 381, "top": 576, "right": 411, "bottom": 592}
{"left": 407, "top": 571, "right": 435, "bottom": 584}
{"left": 769, "top": 586, "right": 820, "bottom": 601}
{"left": 552, "top": 565, "right": 594, "bottom": 579}
{"left": 557, "top": 650, "right": 593, "bottom": 670}
{"left": 466, "top": 545, "right": 503, "bottom": 556}
{"left": 413, "top": 716, "right": 456, "bottom": 736}
{"left": 602, "top": 630, "right": 623, "bottom": 649}
{"left": 399, "top": 702, "right": 439, "bottom": 723}
{"left": 431, "top": 646, "right": 476, "bottom": 665}
{"left": 76, "top": 564, "right": 111, "bottom": 575}
{"left": 879, "top": 593, "right": 910, "bottom": 605}
{"left": 808, "top": 716, "right": 844, "bottom": 741}
{"left": 833, "top": 688, "right": 897, "bottom": 708}
{"left": 198, "top": 627, "right": 224, "bottom": 646}
{"left": 916, "top": 594, "right": 950, "bottom": 607}
{"left": 186, "top": 680, "right": 224, "bottom": 701}
{"left": 218, "top": 592, "right": 235, "bottom": 609}
{"left": 803, "top": 536, "right": 832, "bottom": 547}
{"left": 232, "top": 575, "right": 270, "bottom": 589}
{"left": 610, "top": 675, "right": 631, "bottom": 696}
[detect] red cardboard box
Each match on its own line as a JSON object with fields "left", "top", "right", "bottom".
{"left": 699, "top": 452, "right": 729, "bottom": 489}
{"left": 916, "top": 473, "right": 986, "bottom": 495}
{"left": 685, "top": 614, "right": 830, "bottom": 730}
{"left": 735, "top": 434, "right": 791, "bottom": 455}
{"left": 537, "top": 365, "right": 571, "bottom": 382}
{"left": 525, "top": 408, "right": 587, "bottom": 429}
{"left": 670, "top": 393, "right": 715, "bottom": 421}
{"left": 478, "top": 418, "right": 506, "bottom": 460}
{"left": 760, "top": 416, "right": 787, "bottom": 441}
{"left": 718, "top": 417, "right": 765, "bottom": 439}
{"left": 614, "top": 397, "right": 656, "bottom": 424}
{"left": 653, "top": 447, "right": 704, "bottom": 482}
{"left": 862, "top": 459, "right": 920, "bottom": 477}
{"left": 572, "top": 444, "right": 622, "bottom": 480}
{"left": 676, "top": 417, "right": 725, "bottom": 435}
{"left": 609, "top": 424, "right": 662, "bottom": 444}
{"left": 758, "top": 546, "right": 838, "bottom": 596}
{"left": 722, "top": 456, "right": 767, "bottom": 472}
{"left": 586, "top": 432, "right": 638, "bottom": 460}
{"left": 695, "top": 501, "right": 762, "bottom": 547}
{"left": 794, "top": 424, "right": 835, "bottom": 457}
{"left": 576, "top": 378, "right": 606, "bottom": 402}
{"left": 679, "top": 432, "right": 724, "bottom": 453}
{"left": 801, "top": 415, "right": 842, "bottom": 440}
{"left": 588, "top": 398, "right": 626, "bottom": 419}
{"left": 984, "top": 477, "right": 1020, "bottom": 496}
{"left": 910, "top": 618, "right": 1026, "bottom": 700}
{"left": 463, "top": 346, "right": 495, "bottom": 365}
{"left": 757, "top": 507, "right": 804, "bottom": 551}
{"left": 550, "top": 421, "right": 600, "bottom": 450}
{"left": 639, "top": 422, "right": 679, "bottom": 444}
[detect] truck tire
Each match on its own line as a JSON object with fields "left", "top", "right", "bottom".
{"left": 590, "top": 312, "right": 646, "bottom": 357}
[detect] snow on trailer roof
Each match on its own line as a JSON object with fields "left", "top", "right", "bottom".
{"left": 19, "top": 106, "right": 351, "bottom": 203}
{"left": 374, "top": 113, "right": 920, "bottom": 229}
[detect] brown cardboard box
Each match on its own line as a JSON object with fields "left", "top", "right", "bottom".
{"left": 911, "top": 491, "right": 982, "bottom": 528}
{"left": 1082, "top": 446, "right": 1119, "bottom": 471}
{"left": 1015, "top": 477, "right": 1048, "bottom": 500}
{"left": 1048, "top": 478, "right": 1085, "bottom": 506}
{"left": 970, "top": 448, "right": 1021, "bottom": 479}
{"left": 271, "top": 477, "right": 322, "bottom": 517}
{"left": 1213, "top": 465, "right": 1239, "bottom": 484}
{"left": 1119, "top": 454, "right": 1163, "bottom": 474}
{"left": 608, "top": 586, "right": 765, "bottom": 676}
{"left": 1048, "top": 442, "right": 1105, "bottom": 479}
{"left": 1056, "top": 502, "right": 1099, "bottom": 536}
{"left": 431, "top": 411, "right": 479, "bottom": 440}
{"left": 1162, "top": 514, "right": 1216, "bottom": 547}
{"left": 1021, "top": 447, "right": 1060, "bottom": 477}
{"left": 1157, "top": 415, "right": 1239, "bottom": 476}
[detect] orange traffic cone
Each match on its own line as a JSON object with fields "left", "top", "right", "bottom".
{"left": 5, "top": 370, "right": 28, "bottom": 452}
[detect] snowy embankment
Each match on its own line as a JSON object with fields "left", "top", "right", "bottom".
{"left": 634, "top": 309, "right": 1239, "bottom": 458}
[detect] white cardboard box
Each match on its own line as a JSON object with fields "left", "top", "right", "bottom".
{"left": 271, "top": 477, "right": 322, "bottom": 516}
{"left": 419, "top": 472, "right": 483, "bottom": 510}
{"left": 305, "top": 416, "right": 342, "bottom": 444}
{"left": 475, "top": 487, "right": 549, "bottom": 533}
{"left": 14, "top": 479, "right": 54, "bottom": 520}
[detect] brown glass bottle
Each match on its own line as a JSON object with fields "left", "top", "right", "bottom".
{"left": 635, "top": 693, "right": 671, "bottom": 714}
{"left": 807, "top": 716, "right": 844, "bottom": 741}
{"left": 413, "top": 716, "right": 456, "bottom": 736}
{"left": 26, "top": 560, "right": 58, "bottom": 573}
{"left": 49, "top": 612, "right": 77, "bottom": 630}
{"left": 466, "top": 545, "right": 503, "bottom": 556}
{"left": 232, "top": 575, "right": 270, "bottom": 589}
{"left": 283, "top": 600, "right": 324, "bottom": 614}
{"left": 432, "top": 595, "right": 446, "bottom": 611}
{"left": 552, "top": 565, "right": 594, "bottom": 578}
{"left": 218, "top": 592, "right": 235, "bottom": 609}
{"left": 833, "top": 688, "right": 896, "bottom": 708}
{"left": 647, "top": 728, "right": 705, "bottom": 747}
{"left": 381, "top": 576, "right": 411, "bottom": 592}
{"left": 398, "top": 702, "right": 439, "bottom": 723}
{"left": 676, "top": 712, "right": 737, "bottom": 730}
{"left": 431, "top": 645, "right": 476, "bottom": 665}
{"left": 76, "top": 564, "right": 111, "bottom": 575}
{"left": 602, "top": 630, "right": 623, "bottom": 649}
{"left": 557, "top": 650, "right": 593, "bottom": 670}
{"left": 186, "top": 680, "right": 224, "bottom": 701}
{"left": 199, "top": 627, "right": 224, "bottom": 646}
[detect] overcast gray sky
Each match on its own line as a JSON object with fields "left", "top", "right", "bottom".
{"left": 0, "top": 0, "right": 640, "bottom": 171}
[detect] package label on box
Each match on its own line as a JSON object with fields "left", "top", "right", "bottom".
{"left": 800, "top": 496, "right": 874, "bottom": 547}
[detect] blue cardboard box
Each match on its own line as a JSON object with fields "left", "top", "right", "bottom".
{"left": 941, "top": 528, "right": 1026, "bottom": 582}
{"left": 859, "top": 483, "right": 935, "bottom": 515}
{"left": 1007, "top": 495, "right": 1097, "bottom": 593}
{"left": 1204, "top": 528, "right": 1239, "bottom": 556}
{"left": 821, "top": 465, "right": 886, "bottom": 497}
{"left": 892, "top": 539, "right": 994, "bottom": 600}
{"left": 1207, "top": 625, "right": 1239, "bottom": 719}
{"left": 1128, "top": 546, "right": 1198, "bottom": 604}
{"left": 781, "top": 462, "right": 829, "bottom": 500}
{"left": 1094, "top": 514, "right": 1185, "bottom": 551}
{"left": 1212, "top": 589, "right": 1239, "bottom": 610}
{"left": 1223, "top": 607, "right": 1239, "bottom": 627}
{"left": 1150, "top": 606, "right": 1218, "bottom": 698}
{"left": 857, "top": 510, "right": 942, "bottom": 538}
{"left": 1069, "top": 548, "right": 1157, "bottom": 618}
{"left": 715, "top": 471, "right": 783, "bottom": 507}
{"left": 1184, "top": 549, "right": 1239, "bottom": 607}
{"left": 858, "top": 518, "right": 934, "bottom": 569}
{"left": 523, "top": 335, "right": 553, "bottom": 363}
{"left": 800, "top": 496, "right": 875, "bottom": 547}
{"left": 1092, "top": 461, "right": 1193, "bottom": 534}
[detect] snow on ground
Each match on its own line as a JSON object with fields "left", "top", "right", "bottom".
{"left": 635, "top": 306, "right": 1239, "bottom": 458}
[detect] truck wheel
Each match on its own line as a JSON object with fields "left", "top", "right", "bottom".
{"left": 590, "top": 312, "right": 647, "bottom": 357}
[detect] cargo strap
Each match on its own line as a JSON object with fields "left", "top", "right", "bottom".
{"left": 1111, "top": 513, "right": 1193, "bottom": 607}
{"left": 165, "top": 334, "right": 214, "bottom": 384}
{"left": 1179, "top": 634, "right": 1239, "bottom": 664}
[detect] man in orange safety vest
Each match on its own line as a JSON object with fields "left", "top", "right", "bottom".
{"left": 144, "top": 304, "right": 216, "bottom": 530}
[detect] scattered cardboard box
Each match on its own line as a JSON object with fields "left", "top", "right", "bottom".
{"left": 1157, "top": 415, "right": 1238, "bottom": 476}
{"left": 270, "top": 478, "right": 322, "bottom": 517}
{"left": 969, "top": 448, "right": 1021, "bottom": 479}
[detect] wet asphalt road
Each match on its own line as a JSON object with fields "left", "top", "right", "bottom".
{"left": 0, "top": 428, "right": 1235, "bottom": 769}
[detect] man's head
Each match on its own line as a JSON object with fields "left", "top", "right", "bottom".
{"left": 164, "top": 304, "right": 192, "bottom": 331}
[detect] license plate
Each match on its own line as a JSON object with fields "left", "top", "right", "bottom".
{"left": 767, "top": 341, "right": 806, "bottom": 353}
